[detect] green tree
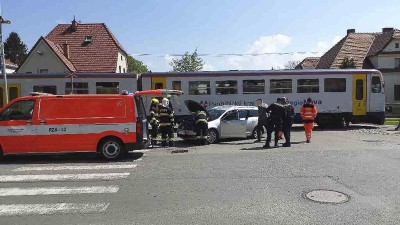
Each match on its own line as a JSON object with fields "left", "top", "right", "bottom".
{"left": 170, "top": 49, "right": 204, "bottom": 72}
{"left": 127, "top": 56, "right": 149, "bottom": 74}
{"left": 4, "top": 32, "right": 28, "bottom": 66}
{"left": 339, "top": 57, "right": 356, "bottom": 69}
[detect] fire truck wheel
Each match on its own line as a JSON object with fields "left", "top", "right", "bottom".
{"left": 98, "top": 137, "right": 124, "bottom": 160}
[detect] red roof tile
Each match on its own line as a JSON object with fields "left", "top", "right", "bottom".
{"left": 45, "top": 22, "right": 126, "bottom": 73}
{"left": 295, "top": 57, "right": 320, "bottom": 69}
{"left": 42, "top": 37, "right": 76, "bottom": 72}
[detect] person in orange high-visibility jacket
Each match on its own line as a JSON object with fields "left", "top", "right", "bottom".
{"left": 300, "top": 97, "right": 317, "bottom": 143}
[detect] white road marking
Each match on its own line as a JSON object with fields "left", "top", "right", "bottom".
{"left": 131, "top": 149, "right": 150, "bottom": 153}
{"left": 0, "top": 173, "right": 130, "bottom": 183}
{"left": 14, "top": 164, "right": 137, "bottom": 172}
{"left": 0, "top": 203, "right": 110, "bottom": 216}
{"left": 0, "top": 186, "right": 119, "bottom": 196}
{"left": 136, "top": 158, "right": 143, "bottom": 161}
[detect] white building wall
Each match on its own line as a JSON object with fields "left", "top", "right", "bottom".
{"left": 116, "top": 51, "right": 128, "bottom": 73}
{"left": 383, "top": 39, "right": 400, "bottom": 52}
{"left": 17, "top": 40, "right": 67, "bottom": 73}
{"left": 376, "top": 55, "right": 400, "bottom": 68}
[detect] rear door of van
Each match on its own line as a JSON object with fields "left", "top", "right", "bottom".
{"left": 134, "top": 95, "right": 149, "bottom": 147}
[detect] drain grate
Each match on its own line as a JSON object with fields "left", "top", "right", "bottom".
{"left": 363, "top": 140, "right": 384, "bottom": 143}
{"left": 305, "top": 190, "right": 349, "bottom": 204}
{"left": 171, "top": 149, "right": 189, "bottom": 154}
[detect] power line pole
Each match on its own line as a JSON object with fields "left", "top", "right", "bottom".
{"left": 0, "top": 9, "right": 11, "bottom": 105}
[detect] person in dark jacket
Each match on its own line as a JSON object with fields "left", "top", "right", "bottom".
{"left": 158, "top": 98, "right": 175, "bottom": 147}
{"left": 195, "top": 110, "right": 209, "bottom": 145}
{"left": 254, "top": 99, "right": 269, "bottom": 142}
{"left": 149, "top": 98, "right": 159, "bottom": 146}
{"left": 282, "top": 97, "right": 294, "bottom": 147}
{"left": 263, "top": 98, "right": 286, "bottom": 148}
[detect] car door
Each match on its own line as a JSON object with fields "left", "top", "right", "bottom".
{"left": 0, "top": 99, "right": 37, "bottom": 153}
{"left": 220, "top": 110, "right": 247, "bottom": 138}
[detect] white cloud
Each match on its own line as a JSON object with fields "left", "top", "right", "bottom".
{"left": 202, "top": 62, "right": 215, "bottom": 71}
{"left": 313, "top": 36, "right": 342, "bottom": 54}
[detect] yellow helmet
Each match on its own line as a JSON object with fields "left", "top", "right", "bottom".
{"left": 151, "top": 98, "right": 159, "bottom": 104}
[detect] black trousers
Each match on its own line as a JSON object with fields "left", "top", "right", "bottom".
{"left": 150, "top": 123, "right": 158, "bottom": 139}
{"left": 266, "top": 120, "right": 282, "bottom": 145}
{"left": 159, "top": 125, "right": 174, "bottom": 143}
{"left": 195, "top": 122, "right": 208, "bottom": 144}
{"left": 282, "top": 120, "right": 293, "bottom": 144}
{"left": 256, "top": 119, "right": 268, "bottom": 141}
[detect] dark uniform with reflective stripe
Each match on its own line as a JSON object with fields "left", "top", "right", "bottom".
{"left": 282, "top": 103, "right": 294, "bottom": 147}
{"left": 265, "top": 102, "right": 286, "bottom": 148}
{"left": 158, "top": 105, "right": 174, "bottom": 147}
{"left": 195, "top": 110, "right": 208, "bottom": 145}
{"left": 149, "top": 103, "right": 159, "bottom": 145}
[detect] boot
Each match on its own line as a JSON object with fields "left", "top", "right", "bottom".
{"left": 169, "top": 141, "right": 174, "bottom": 147}
{"left": 161, "top": 141, "right": 166, "bottom": 147}
{"left": 282, "top": 142, "right": 291, "bottom": 147}
{"left": 263, "top": 143, "right": 270, "bottom": 148}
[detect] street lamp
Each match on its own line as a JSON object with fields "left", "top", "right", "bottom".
{"left": 0, "top": 15, "right": 11, "bottom": 105}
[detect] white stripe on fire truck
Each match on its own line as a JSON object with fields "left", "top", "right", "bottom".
{"left": 0, "top": 123, "right": 136, "bottom": 136}
{"left": 0, "top": 173, "right": 130, "bottom": 183}
{"left": 0, "top": 186, "right": 119, "bottom": 196}
{"left": 0, "top": 203, "right": 109, "bottom": 216}
{"left": 14, "top": 164, "right": 137, "bottom": 172}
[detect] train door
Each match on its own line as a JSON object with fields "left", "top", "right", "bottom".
{"left": 151, "top": 77, "right": 166, "bottom": 90}
{"left": 352, "top": 74, "right": 367, "bottom": 116}
{"left": 0, "top": 84, "right": 21, "bottom": 107}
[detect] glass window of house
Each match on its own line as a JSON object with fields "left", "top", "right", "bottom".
{"left": 189, "top": 81, "right": 211, "bottom": 95}
{"left": 216, "top": 80, "right": 237, "bottom": 95}
{"left": 243, "top": 80, "right": 265, "bottom": 94}
{"left": 270, "top": 79, "right": 292, "bottom": 93}
{"left": 297, "top": 79, "right": 319, "bottom": 93}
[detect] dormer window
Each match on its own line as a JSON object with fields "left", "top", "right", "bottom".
{"left": 84, "top": 36, "right": 93, "bottom": 43}
{"left": 396, "top": 43, "right": 399, "bottom": 48}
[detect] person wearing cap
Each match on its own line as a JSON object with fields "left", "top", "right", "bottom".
{"left": 149, "top": 98, "right": 159, "bottom": 146}
{"left": 158, "top": 98, "right": 175, "bottom": 147}
{"left": 282, "top": 97, "right": 294, "bottom": 147}
{"left": 300, "top": 97, "right": 317, "bottom": 143}
{"left": 263, "top": 98, "right": 286, "bottom": 148}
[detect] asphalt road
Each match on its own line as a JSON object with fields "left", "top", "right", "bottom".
{"left": 1, "top": 125, "right": 400, "bottom": 225}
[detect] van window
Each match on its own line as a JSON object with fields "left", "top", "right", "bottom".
{"left": 243, "top": 80, "right": 265, "bottom": 94}
{"left": 0, "top": 100, "right": 35, "bottom": 121}
{"left": 297, "top": 79, "right": 319, "bottom": 93}
{"left": 65, "top": 82, "right": 89, "bottom": 94}
{"left": 371, "top": 76, "right": 381, "bottom": 93}
{"left": 270, "top": 79, "right": 292, "bottom": 93}
{"left": 96, "top": 82, "right": 119, "bottom": 94}
{"left": 33, "top": 86, "right": 57, "bottom": 95}
{"left": 189, "top": 81, "right": 210, "bottom": 95}
{"left": 324, "top": 78, "right": 346, "bottom": 92}
{"left": 216, "top": 80, "right": 237, "bottom": 94}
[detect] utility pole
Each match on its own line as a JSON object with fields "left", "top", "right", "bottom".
{"left": 0, "top": 9, "right": 11, "bottom": 104}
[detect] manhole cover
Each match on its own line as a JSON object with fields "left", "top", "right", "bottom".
{"left": 305, "top": 190, "right": 349, "bottom": 204}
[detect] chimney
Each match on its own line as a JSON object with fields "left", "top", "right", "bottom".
{"left": 382, "top": 27, "right": 394, "bottom": 33}
{"left": 63, "top": 42, "right": 70, "bottom": 59}
{"left": 347, "top": 29, "right": 356, "bottom": 35}
{"left": 71, "top": 17, "right": 78, "bottom": 32}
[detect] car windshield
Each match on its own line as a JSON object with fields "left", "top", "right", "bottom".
{"left": 208, "top": 109, "right": 225, "bottom": 121}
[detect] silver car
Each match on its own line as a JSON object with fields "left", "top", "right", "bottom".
{"left": 177, "top": 101, "right": 260, "bottom": 143}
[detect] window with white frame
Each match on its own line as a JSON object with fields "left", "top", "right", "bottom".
{"left": 189, "top": 81, "right": 211, "bottom": 95}
{"left": 270, "top": 79, "right": 292, "bottom": 93}
{"left": 297, "top": 79, "right": 319, "bottom": 93}
{"left": 243, "top": 80, "right": 265, "bottom": 94}
{"left": 216, "top": 80, "right": 237, "bottom": 95}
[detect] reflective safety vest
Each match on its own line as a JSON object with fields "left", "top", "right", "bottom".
{"left": 195, "top": 110, "right": 208, "bottom": 124}
{"left": 158, "top": 106, "right": 174, "bottom": 127}
{"left": 300, "top": 103, "right": 317, "bottom": 121}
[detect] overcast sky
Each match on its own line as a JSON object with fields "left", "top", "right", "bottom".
{"left": 3, "top": 0, "right": 400, "bottom": 71}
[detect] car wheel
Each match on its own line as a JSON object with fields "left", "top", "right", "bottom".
{"left": 207, "top": 129, "right": 219, "bottom": 144}
{"left": 251, "top": 128, "right": 258, "bottom": 139}
{"left": 98, "top": 137, "right": 124, "bottom": 160}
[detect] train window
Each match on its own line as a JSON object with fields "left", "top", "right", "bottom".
{"left": 356, "top": 80, "right": 364, "bottom": 100}
{"left": 243, "top": 80, "right": 265, "bottom": 94}
{"left": 394, "top": 85, "right": 400, "bottom": 101}
{"left": 324, "top": 78, "right": 346, "bottom": 92}
{"left": 33, "top": 86, "right": 57, "bottom": 95}
{"left": 371, "top": 77, "right": 381, "bottom": 93}
{"left": 9, "top": 87, "right": 19, "bottom": 102}
{"left": 270, "top": 79, "right": 292, "bottom": 93}
{"left": 96, "top": 82, "right": 119, "bottom": 94}
{"left": 189, "top": 81, "right": 210, "bottom": 95}
{"left": 172, "top": 81, "right": 182, "bottom": 91}
{"left": 297, "top": 79, "right": 319, "bottom": 93}
{"left": 216, "top": 80, "right": 237, "bottom": 95}
{"left": 65, "top": 82, "right": 89, "bottom": 94}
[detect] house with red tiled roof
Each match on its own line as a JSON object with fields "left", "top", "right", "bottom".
{"left": 297, "top": 28, "right": 400, "bottom": 108}
{"left": 17, "top": 19, "right": 128, "bottom": 74}
{"left": 295, "top": 57, "right": 320, "bottom": 69}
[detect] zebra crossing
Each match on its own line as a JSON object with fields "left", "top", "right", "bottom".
{"left": 0, "top": 162, "right": 138, "bottom": 217}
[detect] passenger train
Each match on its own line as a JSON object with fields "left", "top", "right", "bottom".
{"left": 1, "top": 69, "right": 385, "bottom": 127}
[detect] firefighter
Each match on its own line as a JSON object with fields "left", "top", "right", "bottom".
{"left": 282, "top": 97, "right": 294, "bottom": 147}
{"left": 300, "top": 97, "right": 318, "bottom": 143}
{"left": 195, "top": 109, "right": 209, "bottom": 145}
{"left": 263, "top": 98, "right": 286, "bottom": 148}
{"left": 165, "top": 94, "right": 174, "bottom": 113}
{"left": 158, "top": 98, "right": 175, "bottom": 147}
{"left": 149, "top": 98, "right": 159, "bottom": 146}
{"left": 254, "top": 99, "right": 268, "bottom": 143}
